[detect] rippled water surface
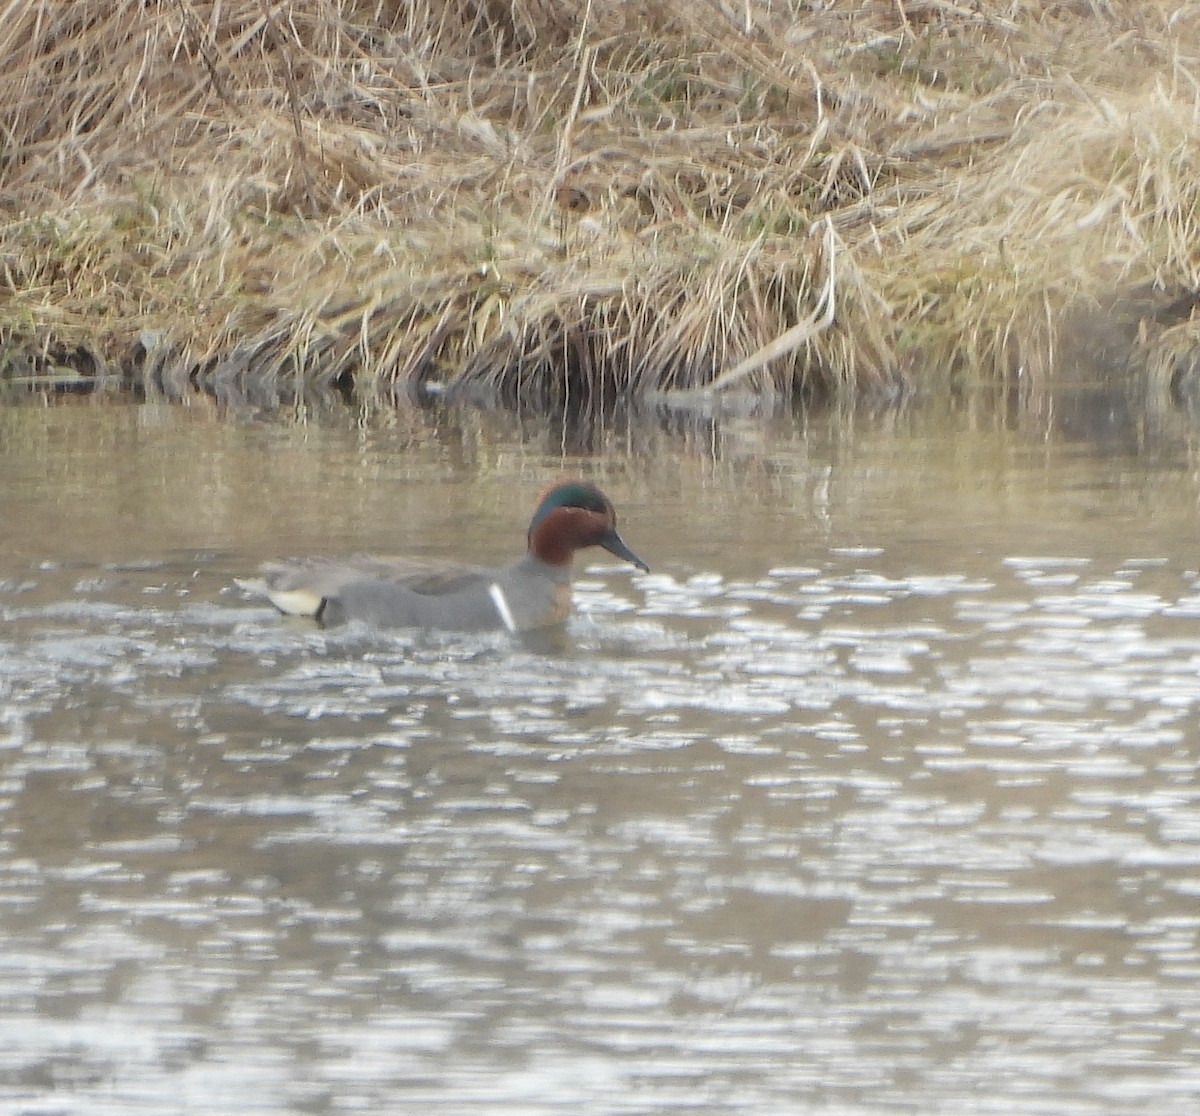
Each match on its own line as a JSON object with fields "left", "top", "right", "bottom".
{"left": 3, "top": 397, "right": 1200, "bottom": 1114}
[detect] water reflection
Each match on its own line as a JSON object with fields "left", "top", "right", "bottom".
{"left": 2, "top": 400, "right": 1200, "bottom": 1113}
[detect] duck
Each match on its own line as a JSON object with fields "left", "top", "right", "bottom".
{"left": 237, "top": 480, "right": 648, "bottom": 633}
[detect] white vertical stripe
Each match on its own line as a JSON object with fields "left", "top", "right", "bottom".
{"left": 488, "top": 583, "right": 517, "bottom": 633}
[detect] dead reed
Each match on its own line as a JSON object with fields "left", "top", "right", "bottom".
{"left": 2, "top": 1, "right": 1199, "bottom": 407}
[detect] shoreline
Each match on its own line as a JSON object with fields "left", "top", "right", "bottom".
{"left": 2, "top": 2, "right": 1198, "bottom": 408}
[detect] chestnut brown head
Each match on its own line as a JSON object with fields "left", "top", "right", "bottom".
{"left": 526, "top": 482, "right": 648, "bottom": 571}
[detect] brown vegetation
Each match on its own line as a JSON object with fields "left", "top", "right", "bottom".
{"left": 2, "top": 1, "right": 1199, "bottom": 408}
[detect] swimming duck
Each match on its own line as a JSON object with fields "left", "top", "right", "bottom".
{"left": 238, "top": 480, "right": 648, "bottom": 632}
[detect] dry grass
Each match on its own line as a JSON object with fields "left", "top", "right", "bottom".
{"left": 2, "top": 0, "right": 1200, "bottom": 407}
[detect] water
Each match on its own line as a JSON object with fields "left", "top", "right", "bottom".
{"left": 2, "top": 395, "right": 1200, "bottom": 1114}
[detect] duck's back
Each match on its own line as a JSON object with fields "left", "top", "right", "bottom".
{"left": 246, "top": 553, "right": 572, "bottom": 632}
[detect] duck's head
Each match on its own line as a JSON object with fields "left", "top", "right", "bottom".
{"left": 527, "top": 481, "right": 649, "bottom": 572}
